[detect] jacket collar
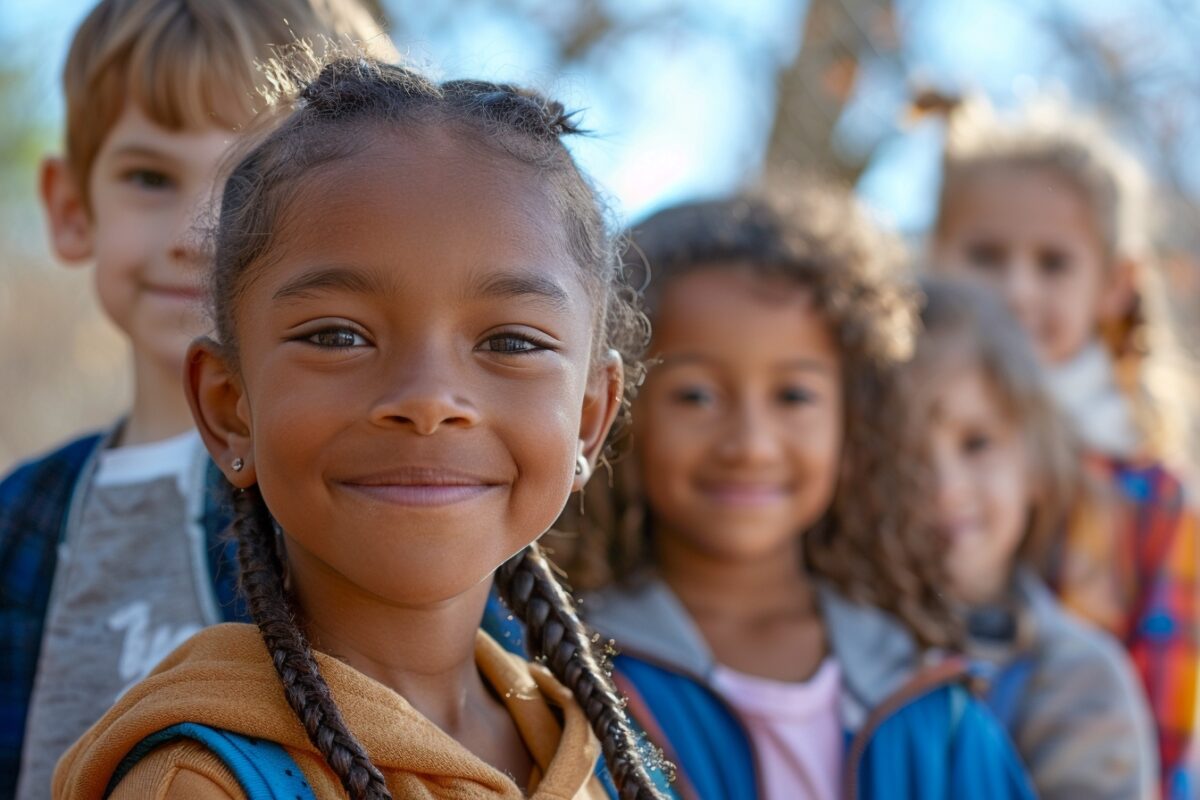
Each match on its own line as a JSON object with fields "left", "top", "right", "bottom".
{"left": 584, "top": 576, "right": 927, "bottom": 725}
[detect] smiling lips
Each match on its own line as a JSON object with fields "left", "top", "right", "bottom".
{"left": 340, "top": 467, "right": 504, "bottom": 507}
{"left": 144, "top": 283, "right": 204, "bottom": 301}
{"left": 699, "top": 482, "right": 790, "bottom": 508}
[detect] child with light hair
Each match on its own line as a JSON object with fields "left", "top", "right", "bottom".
{"left": 0, "top": 2, "right": 393, "bottom": 796}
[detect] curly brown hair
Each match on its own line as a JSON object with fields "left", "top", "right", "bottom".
{"left": 551, "top": 185, "right": 959, "bottom": 649}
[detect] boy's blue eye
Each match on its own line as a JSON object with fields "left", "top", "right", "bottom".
{"left": 306, "top": 329, "right": 367, "bottom": 348}
{"left": 124, "top": 169, "right": 173, "bottom": 190}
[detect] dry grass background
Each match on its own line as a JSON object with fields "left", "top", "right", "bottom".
{"left": 0, "top": 246, "right": 129, "bottom": 473}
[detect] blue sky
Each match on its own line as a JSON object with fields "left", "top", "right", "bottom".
{"left": 0, "top": 0, "right": 1165, "bottom": 235}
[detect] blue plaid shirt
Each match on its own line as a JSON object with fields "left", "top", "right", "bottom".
{"left": 0, "top": 430, "right": 247, "bottom": 796}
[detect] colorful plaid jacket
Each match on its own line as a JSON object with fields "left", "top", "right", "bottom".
{"left": 1056, "top": 454, "right": 1199, "bottom": 797}
{"left": 0, "top": 429, "right": 247, "bottom": 797}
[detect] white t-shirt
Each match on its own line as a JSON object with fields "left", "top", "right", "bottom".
{"left": 17, "top": 430, "right": 219, "bottom": 800}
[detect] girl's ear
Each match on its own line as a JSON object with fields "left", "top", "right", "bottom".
{"left": 40, "top": 157, "right": 93, "bottom": 264}
{"left": 1099, "top": 256, "right": 1138, "bottom": 323}
{"left": 186, "top": 337, "right": 257, "bottom": 488}
{"left": 573, "top": 349, "right": 624, "bottom": 491}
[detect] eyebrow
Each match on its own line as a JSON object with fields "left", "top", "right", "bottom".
{"left": 107, "top": 143, "right": 175, "bottom": 161}
{"left": 471, "top": 271, "right": 572, "bottom": 312}
{"left": 273, "top": 266, "right": 388, "bottom": 302}
{"left": 658, "top": 353, "right": 834, "bottom": 373}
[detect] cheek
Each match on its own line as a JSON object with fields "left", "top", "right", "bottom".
{"left": 634, "top": 400, "right": 707, "bottom": 498}
{"left": 985, "top": 461, "right": 1032, "bottom": 548}
{"left": 504, "top": 398, "right": 580, "bottom": 534}
{"left": 797, "top": 396, "right": 844, "bottom": 478}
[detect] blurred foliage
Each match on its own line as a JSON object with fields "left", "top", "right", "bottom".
{"left": 0, "top": 60, "right": 54, "bottom": 238}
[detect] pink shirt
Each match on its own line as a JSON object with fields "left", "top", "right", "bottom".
{"left": 711, "top": 658, "right": 843, "bottom": 800}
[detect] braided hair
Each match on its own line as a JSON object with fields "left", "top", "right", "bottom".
{"left": 211, "top": 54, "right": 661, "bottom": 799}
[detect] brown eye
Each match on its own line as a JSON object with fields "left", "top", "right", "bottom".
{"left": 1038, "top": 248, "right": 1071, "bottom": 276}
{"left": 963, "top": 432, "right": 991, "bottom": 455}
{"left": 307, "top": 329, "right": 366, "bottom": 348}
{"left": 479, "top": 334, "right": 549, "bottom": 354}
{"left": 673, "top": 387, "right": 715, "bottom": 407}
{"left": 777, "top": 386, "right": 814, "bottom": 406}
{"left": 965, "top": 240, "right": 1007, "bottom": 271}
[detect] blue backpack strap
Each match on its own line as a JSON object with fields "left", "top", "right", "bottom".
{"left": 106, "top": 723, "right": 316, "bottom": 800}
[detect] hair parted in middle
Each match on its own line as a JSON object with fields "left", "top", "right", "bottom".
{"left": 211, "top": 53, "right": 662, "bottom": 800}
{"left": 550, "top": 183, "right": 960, "bottom": 650}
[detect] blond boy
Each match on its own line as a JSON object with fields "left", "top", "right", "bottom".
{"left": 0, "top": 2, "right": 392, "bottom": 796}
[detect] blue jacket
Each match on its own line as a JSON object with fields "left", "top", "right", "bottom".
{"left": 0, "top": 429, "right": 248, "bottom": 796}
{"left": 583, "top": 579, "right": 1038, "bottom": 800}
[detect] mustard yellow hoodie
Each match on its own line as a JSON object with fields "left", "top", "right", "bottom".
{"left": 53, "top": 624, "right": 605, "bottom": 799}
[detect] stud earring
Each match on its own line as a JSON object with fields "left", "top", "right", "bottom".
{"left": 232, "top": 457, "right": 244, "bottom": 472}
{"left": 575, "top": 454, "right": 588, "bottom": 476}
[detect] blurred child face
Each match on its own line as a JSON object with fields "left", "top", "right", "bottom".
{"left": 81, "top": 105, "right": 232, "bottom": 374}
{"left": 198, "top": 131, "right": 618, "bottom": 607}
{"left": 924, "top": 361, "right": 1031, "bottom": 606}
{"left": 934, "top": 167, "right": 1112, "bottom": 365}
{"left": 636, "top": 268, "right": 843, "bottom": 563}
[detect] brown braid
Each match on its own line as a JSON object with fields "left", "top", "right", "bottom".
{"left": 496, "top": 544, "right": 667, "bottom": 800}
{"left": 232, "top": 485, "right": 392, "bottom": 800}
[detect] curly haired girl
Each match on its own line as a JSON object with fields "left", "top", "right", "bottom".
{"left": 554, "top": 187, "right": 1035, "bottom": 800}
{"left": 54, "top": 54, "right": 667, "bottom": 800}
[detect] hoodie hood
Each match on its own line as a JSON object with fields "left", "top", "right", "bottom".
{"left": 54, "top": 623, "right": 601, "bottom": 799}
{"left": 584, "top": 578, "right": 926, "bottom": 729}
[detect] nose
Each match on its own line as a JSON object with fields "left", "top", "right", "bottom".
{"left": 715, "top": 396, "right": 780, "bottom": 465}
{"left": 368, "top": 346, "right": 481, "bottom": 435}
{"left": 1000, "top": 259, "right": 1041, "bottom": 333}
{"left": 168, "top": 187, "right": 212, "bottom": 269}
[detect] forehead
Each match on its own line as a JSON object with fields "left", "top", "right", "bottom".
{"left": 651, "top": 268, "right": 837, "bottom": 364}
{"left": 247, "top": 129, "right": 582, "bottom": 300}
{"left": 96, "top": 103, "right": 237, "bottom": 162}
{"left": 942, "top": 165, "right": 1101, "bottom": 244}
{"left": 923, "top": 359, "right": 1011, "bottom": 424}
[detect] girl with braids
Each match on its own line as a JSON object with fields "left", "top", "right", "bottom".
{"left": 54, "top": 54, "right": 667, "bottom": 800}
{"left": 927, "top": 96, "right": 1199, "bottom": 795}
{"left": 551, "top": 188, "right": 1036, "bottom": 800}
{"left": 902, "top": 278, "right": 1156, "bottom": 800}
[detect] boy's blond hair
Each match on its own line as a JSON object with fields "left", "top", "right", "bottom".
{"left": 63, "top": 0, "right": 394, "bottom": 204}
